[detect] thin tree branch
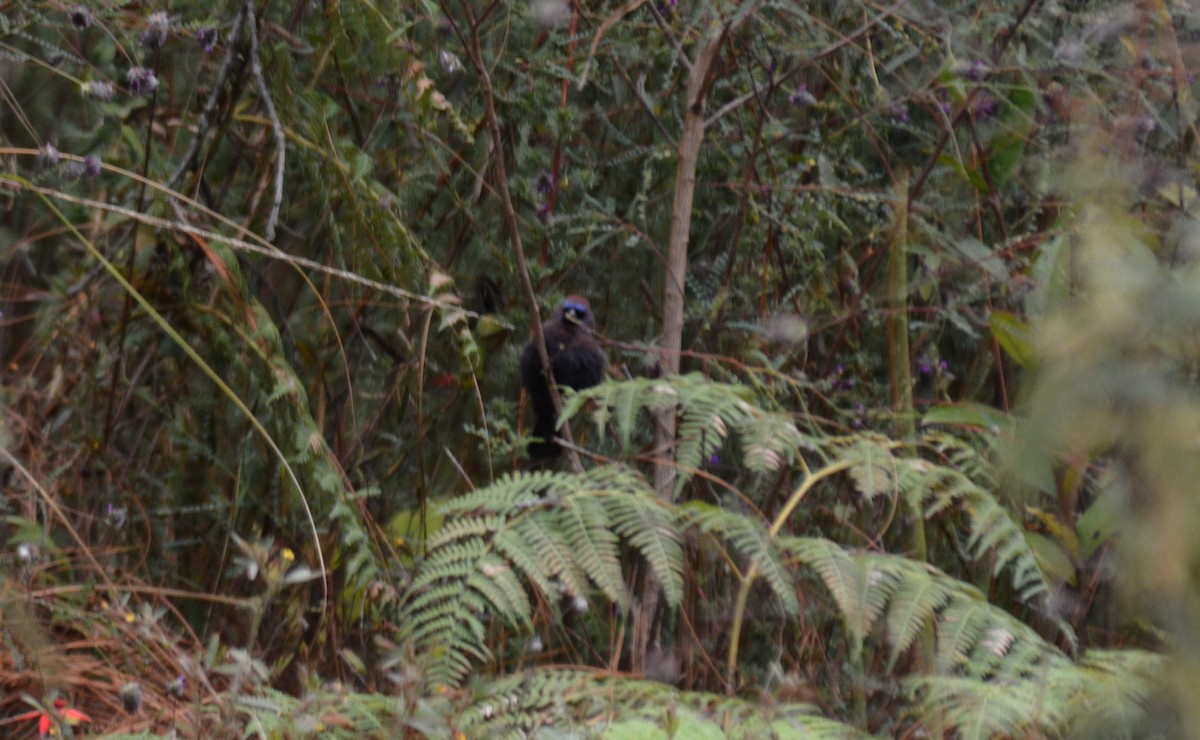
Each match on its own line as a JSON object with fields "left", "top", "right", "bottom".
{"left": 245, "top": 0, "right": 287, "bottom": 242}
{"left": 168, "top": 2, "right": 249, "bottom": 190}
{"left": 447, "top": 0, "right": 583, "bottom": 470}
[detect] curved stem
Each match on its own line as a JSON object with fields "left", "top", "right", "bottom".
{"left": 726, "top": 459, "right": 855, "bottom": 688}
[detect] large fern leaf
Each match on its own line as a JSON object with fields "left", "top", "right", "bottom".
{"left": 397, "top": 466, "right": 684, "bottom": 685}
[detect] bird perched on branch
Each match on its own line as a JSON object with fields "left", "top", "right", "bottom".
{"left": 519, "top": 295, "right": 607, "bottom": 458}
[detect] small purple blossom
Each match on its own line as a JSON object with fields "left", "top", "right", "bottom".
{"left": 140, "top": 11, "right": 170, "bottom": 51}
{"left": 889, "top": 103, "right": 910, "bottom": 122}
{"left": 830, "top": 364, "right": 858, "bottom": 390}
{"left": 80, "top": 80, "right": 115, "bottom": 102}
{"left": 38, "top": 143, "right": 61, "bottom": 168}
{"left": 709, "top": 453, "right": 719, "bottom": 465}
{"left": 534, "top": 170, "right": 555, "bottom": 196}
{"left": 120, "top": 682, "right": 143, "bottom": 712}
{"left": 126, "top": 66, "right": 159, "bottom": 95}
{"left": 69, "top": 6, "right": 94, "bottom": 29}
{"left": 438, "top": 49, "right": 463, "bottom": 74}
{"left": 973, "top": 92, "right": 998, "bottom": 119}
{"left": 789, "top": 83, "right": 817, "bottom": 108}
{"left": 106, "top": 503, "right": 127, "bottom": 529}
{"left": 935, "top": 88, "right": 951, "bottom": 115}
{"left": 60, "top": 155, "right": 101, "bottom": 181}
{"left": 197, "top": 27, "right": 218, "bottom": 54}
{"left": 166, "top": 675, "right": 186, "bottom": 699}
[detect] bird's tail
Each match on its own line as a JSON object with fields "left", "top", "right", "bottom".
{"left": 528, "top": 417, "right": 562, "bottom": 458}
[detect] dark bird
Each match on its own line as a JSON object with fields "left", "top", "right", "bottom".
{"left": 519, "top": 296, "right": 607, "bottom": 458}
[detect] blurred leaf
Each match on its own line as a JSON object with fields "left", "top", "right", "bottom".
{"left": 1076, "top": 496, "right": 1119, "bottom": 561}
{"left": 1024, "top": 531, "right": 1077, "bottom": 586}
{"left": 990, "top": 311, "right": 1037, "bottom": 369}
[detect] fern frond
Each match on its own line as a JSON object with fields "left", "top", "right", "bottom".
{"left": 785, "top": 537, "right": 896, "bottom": 647}
{"left": 783, "top": 536, "right": 1066, "bottom": 683}
{"left": 836, "top": 438, "right": 1071, "bottom": 645}
{"left": 680, "top": 501, "right": 799, "bottom": 614}
{"left": 911, "top": 648, "right": 1163, "bottom": 738}
{"left": 558, "top": 495, "right": 626, "bottom": 606}
{"left": 399, "top": 466, "right": 683, "bottom": 684}
{"left": 881, "top": 559, "right": 955, "bottom": 669}
{"left": 461, "top": 668, "right": 876, "bottom": 738}
{"left": 601, "top": 490, "right": 685, "bottom": 608}
{"left": 509, "top": 514, "right": 588, "bottom": 598}
{"left": 567, "top": 373, "right": 802, "bottom": 493}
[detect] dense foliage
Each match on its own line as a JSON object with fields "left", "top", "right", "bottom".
{"left": 2, "top": 0, "right": 1198, "bottom": 736}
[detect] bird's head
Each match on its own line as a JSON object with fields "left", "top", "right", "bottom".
{"left": 559, "top": 295, "right": 595, "bottom": 329}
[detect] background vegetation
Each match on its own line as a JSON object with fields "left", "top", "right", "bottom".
{"left": 1, "top": 0, "right": 1197, "bottom": 736}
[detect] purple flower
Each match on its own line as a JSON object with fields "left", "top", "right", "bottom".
{"left": 789, "top": 84, "right": 817, "bottom": 108}
{"left": 80, "top": 80, "right": 115, "bottom": 101}
{"left": 438, "top": 49, "right": 462, "bottom": 74}
{"left": 974, "top": 92, "right": 997, "bottom": 119}
{"left": 106, "top": 503, "right": 127, "bottom": 529}
{"left": 935, "top": 88, "right": 951, "bottom": 115}
{"left": 38, "top": 143, "right": 61, "bottom": 168}
{"left": 126, "top": 66, "right": 159, "bottom": 95}
{"left": 140, "top": 11, "right": 170, "bottom": 51}
{"left": 69, "top": 6, "right": 94, "bottom": 28}
{"left": 61, "top": 155, "right": 102, "bottom": 180}
{"left": 197, "top": 27, "right": 218, "bottom": 54}
{"left": 166, "top": 675, "right": 186, "bottom": 699}
{"left": 120, "top": 682, "right": 143, "bottom": 712}
{"left": 534, "top": 170, "right": 555, "bottom": 196}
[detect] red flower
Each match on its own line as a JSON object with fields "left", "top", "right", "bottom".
{"left": 13, "top": 698, "right": 91, "bottom": 737}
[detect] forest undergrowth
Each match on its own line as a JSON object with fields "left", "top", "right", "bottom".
{"left": 1, "top": 0, "right": 1198, "bottom": 737}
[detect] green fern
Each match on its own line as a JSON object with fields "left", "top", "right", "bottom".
{"left": 565, "top": 373, "right": 803, "bottom": 494}
{"left": 399, "top": 466, "right": 684, "bottom": 685}
{"left": 911, "top": 648, "right": 1163, "bottom": 738}
{"left": 679, "top": 501, "right": 799, "bottom": 615}
{"left": 460, "top": 668, "right": 876, "bottom": 738}
{"left": 784, "top": 535, "right": 1161, "bottom": 736}
{"left": 839, "top": 438, "right": 1064, "bottom": 623}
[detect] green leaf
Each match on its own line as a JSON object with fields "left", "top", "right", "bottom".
{"left": 987, "top": 132, "right": 1029, "bottom": 189}
{"left": 1076, "top": 495, "right": 1119, "bottom": 561}
{"left": 989, "top": 311, "right": 1037, "bottom": 369}
{"left": 1024, "top": 531, "right": 1077, "bottom": 587}
{"left": 922, "top": 403, "right": 1012, "bottom": 435}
